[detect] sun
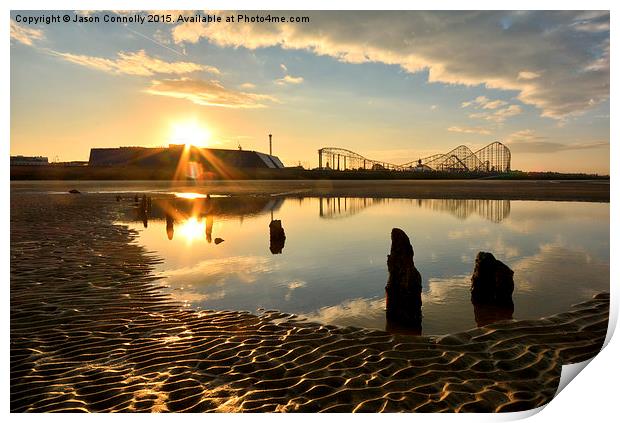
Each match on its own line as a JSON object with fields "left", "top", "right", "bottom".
{"left": 177, "top": 217, "right": 206, "bottom": 244}
{"left": 170, "top": 121, "right": 211, "bottom": 148}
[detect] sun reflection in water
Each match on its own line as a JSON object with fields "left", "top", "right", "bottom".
{"left": 174, "top": 192, "right": 207, "bottom": 199}
{"left": 177, "top": 217, "right": 206, "bottom": 244}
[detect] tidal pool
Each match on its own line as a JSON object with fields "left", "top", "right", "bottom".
{"left": 119, "top": 194, "right": 609, "bottom": 335}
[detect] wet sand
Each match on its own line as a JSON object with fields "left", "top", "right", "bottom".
{"left": 11, "top": 193, "right": 609, "bottom": 412}
{"left": 11, "top": 179, "right": 610, "bottom": 202}
{"left": 249, "top": 180, "right": 610, "bottom": 202}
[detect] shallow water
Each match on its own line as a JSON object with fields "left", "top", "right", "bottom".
{"left": 12, "top": 181, "right": 609, "bottom": 335}
{"left": 112, "top": 195, "right": 608, "bottom": 335}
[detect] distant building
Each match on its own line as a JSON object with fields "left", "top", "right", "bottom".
{"left": 10, "top": 155, "right": 49, "bottom": 166}
{"left": 88, "top": 145, "right": 284, "bottom": 170}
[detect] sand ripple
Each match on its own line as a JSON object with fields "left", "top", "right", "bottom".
{"left": 11, "top": 194, "right": 608, "bottom": 412}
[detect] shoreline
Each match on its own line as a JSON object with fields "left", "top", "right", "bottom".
{"left": 10, "top": 193, "right": 609, "bottom": 412}
{"left": 11, "top": 179, "right": 610, "bottom": 202}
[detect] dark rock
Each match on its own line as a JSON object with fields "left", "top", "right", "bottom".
{"left": 116, "top": 195, "right": 122, "bottom": 202}
{"left": 269, "top": 220, "right": 286, "bottom": 254}
{"left": 68, "top": 189, "right": 81, "bottom": 194}
{"left": 385, "top": 228, "right": 422, "bottom": 327}
{"left": 214, "top": 238, "right": 224, "bottom": 245}
{"left": 470, "top": 252, "right": 514, "bottom": 305}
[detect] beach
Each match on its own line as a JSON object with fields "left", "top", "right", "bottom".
{"left": 11, "top": 179, "right": 610, "bottom": 202}
{"left": 10, "top": 189, "right": 609, "bottom": 412}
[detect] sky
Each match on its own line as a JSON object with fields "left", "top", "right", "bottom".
{"left": 10, "top": 10, "right": 610, "bottom": 173}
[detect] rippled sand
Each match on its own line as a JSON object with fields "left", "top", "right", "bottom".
{"left": 10, "top": 193, "right": 608, "bottom": 412}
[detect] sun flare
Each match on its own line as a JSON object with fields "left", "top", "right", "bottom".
{"left": 170, "top": 121, "right": 211, "bottom": 148}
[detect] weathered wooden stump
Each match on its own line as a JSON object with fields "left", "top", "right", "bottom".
{"left": 470, "top": 251, "right": 514, "bottom": 305}
{"left": 269, "top": 220, "right": 286, "bottom": 254}
{"left": 385, "top": 228, "right": 422, "bottom": 328}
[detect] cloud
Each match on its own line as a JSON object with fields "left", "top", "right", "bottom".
{"left": 517, "top": 71, "right": 540, "bottom": 80}
{"left": 509, "top": 140, "right": 609, "bottom": 154}
{"left": 461, "top": 96, "right": 507, "bottom": 110}
{"left": 430, "top": 104, "right": 438, "bottom": 110}
{"left": 171, "top": 11, "right": 609, "bottom": 119}
{"left": 505, "top": 129, "right": 609, "bottom": 153}
{"left": 153, "top": 29, "right": 172, "bottom": 45}
{"left": 275, "top": 74, "right": 304, "bottom": 85}
{"left": 447, "top": 126, "right": 491, "bottom": 135}
{"left": 239, "top": 82, "right": 256, "bottom": 89}
{"left": 144, "top": 77, "right": 278, "bottom": 108}
{"left": 469, "top": 104, "right": 522, "bottom": 123}
{"left": 49, "top": 49, "right": 219, "bottom": 76}
{"left": 461, "top": 96, "right": 521, "bottom": 123}
{"left": 275, "top": 63, "right": 303, "bottom": 85}
{"left": 10, "top": 21, "right": 44, "bottom": 46}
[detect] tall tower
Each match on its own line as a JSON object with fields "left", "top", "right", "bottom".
{"left": 269, "top": 133, "right": 272, "bottom": 156}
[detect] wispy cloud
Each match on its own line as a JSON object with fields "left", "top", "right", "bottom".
{"left": 144, "top": 77, "right": 278, "bottom": 108}
{"left": 462, "top": 96, "right": 522, "bottom": 123}
{"left": 275, "top": 63, "right": 304, "bottom": 85}
{"left": 275, "top": 75, "right": 304, "bottom": 85}
{"left": 49, "top": 49, "right": 219, "bottom": 76}
{"left": 461, "top": 96, "right": 507, "bottom": 110}
{"left": 469, "top": 104, "right": 523, "bottom": 123}
{"left": 517, "top": 71, "right": 540, "bottom": 80}
{"left": 505, "top": 129, "right": 609, "bottom": 153}
{"left": 171, "top": 11, "right": 609, "bottom": 119}
{"left": 10, "top": 21, "right": 44, "bottom": 46}
{"left": 447, "top": 126, "right": 491, "bottom": 135}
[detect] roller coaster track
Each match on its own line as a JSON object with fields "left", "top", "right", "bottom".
{"left": 318, "top": 141, "right": 511, "bottom": 172}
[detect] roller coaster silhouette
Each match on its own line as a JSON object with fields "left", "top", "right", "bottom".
{"left": 318, "top": 142, "right": 511, "bottom": 173}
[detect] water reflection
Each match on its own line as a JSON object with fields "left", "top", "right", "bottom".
{"left": 124, "top": 195, "right": 285, "bottom": 246}
{"left": 319, "top": 197, "right": 510, "bottom": 222}
{"left": 205, "top": 215, "right": 213, "bottom": 243}
{"left": 118, "top": 195, "right": 608, "bottom": 335}
{"left": 473, "top": 302, "right": 514, "bottom": 327}
{"left": 126, "top": 195, "right": 284, "bottom": 222}
{"left": 417, "top": 199, "right": 510, "bottom": 223}
{"left": 165, "top": 213, "right": 174, "bottom": 240}
{"left": 319, "top": 197, "right": 381, "bottom": 219}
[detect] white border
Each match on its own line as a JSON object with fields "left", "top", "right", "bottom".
{"left": 4, "top": 1, "right": 617, "bottom": 421}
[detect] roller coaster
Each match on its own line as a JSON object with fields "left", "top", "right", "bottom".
{"left": 318, "top": 141, "right": 511, "bottom": 173}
